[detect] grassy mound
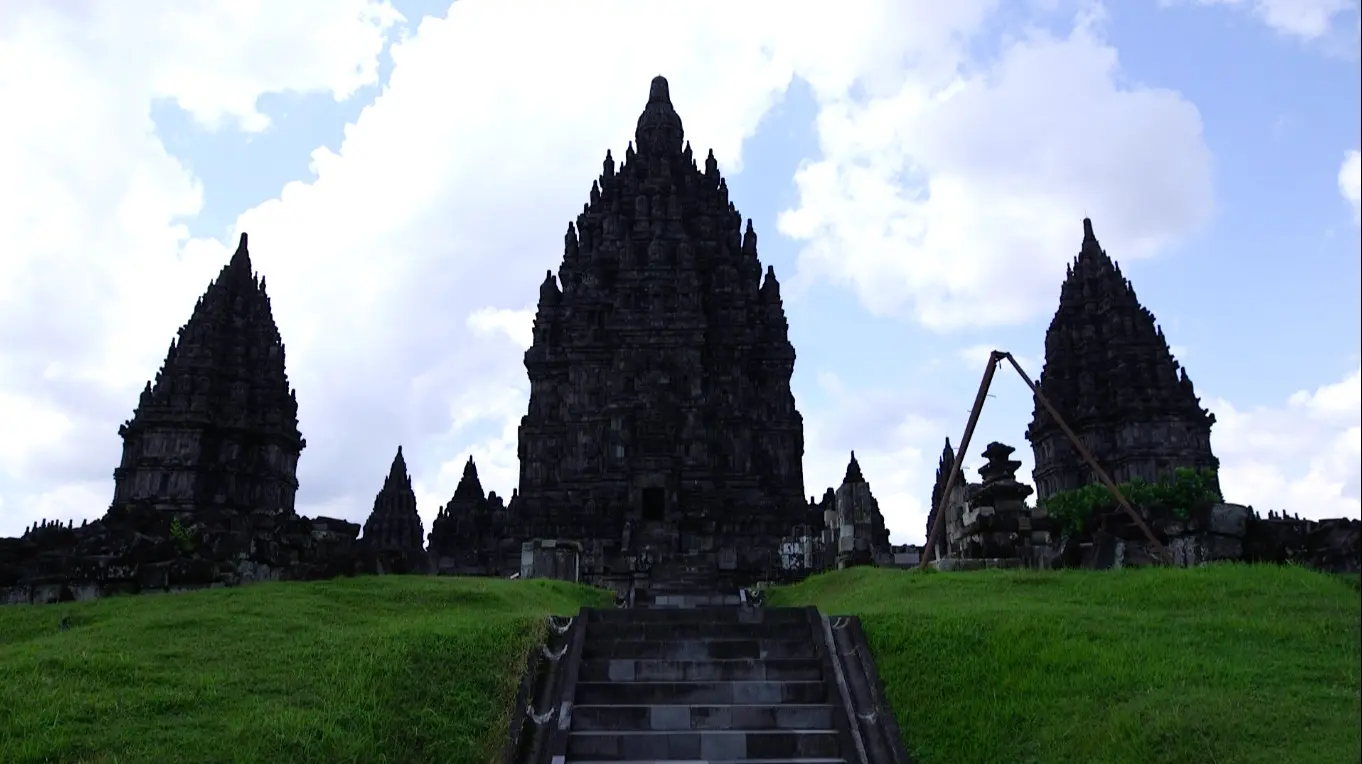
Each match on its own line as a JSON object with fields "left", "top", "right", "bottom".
{"left": 769, "top": 564, "right": 1360, "bottom": 764}
{"left": 0, "top": 576, "right": 609, "bottom": 764}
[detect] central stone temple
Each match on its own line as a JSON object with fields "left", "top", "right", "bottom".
{"left": 508, "top": 76, "right": 807, "bottom": 587}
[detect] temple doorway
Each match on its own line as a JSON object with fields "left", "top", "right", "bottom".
{"left": 641, "top": 487, "right": 665, "bottom": 523}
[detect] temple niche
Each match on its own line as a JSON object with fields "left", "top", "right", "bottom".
{"left": 506, "top": 76, "right": 806, "bottom": 583}
{"left": 110, "top": 233, "right": 305, "bottom": 517}
{"left": 1026, "top": 219, "right": 1220, "bottom": 502}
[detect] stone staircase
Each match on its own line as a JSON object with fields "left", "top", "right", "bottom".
{"left": 637, "top": 552, "right": 740, "bottom": 608}
{"left": 557, "top": 606, "right": 857, "bottom": 763}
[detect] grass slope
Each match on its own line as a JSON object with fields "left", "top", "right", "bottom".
{"left": 770, "top": 564, "right": 1361, "bottom": 764}
{"left": 0, "top": 576, "right": 609, "bottom": 764}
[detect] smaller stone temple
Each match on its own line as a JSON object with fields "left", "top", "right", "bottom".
{"left": 360, "top": 447, "right": 424, "bottom": 553}
{"left": 110, "top": 233, "right": 305, "bottom": 516}
{"left": 832, "top": 452, "right": 891, "bottom": 568}
{"left": 427, "top": 457, "right": 511, "bottom": 576}
{"left": 1026, "top": 218, "right": 1220, "bottom": 501}
{"left": 777, "top": 453, "right": 891, "bottom": 575}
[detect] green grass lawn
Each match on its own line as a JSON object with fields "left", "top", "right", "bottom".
{"left": 0, "top": 576, "right": 609, "bottom": 764}
{"left": 769, "top": 563, "right": 1362, "bottom": 764}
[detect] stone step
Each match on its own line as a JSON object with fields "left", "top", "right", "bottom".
{"left": 641, "top": 594, "right": 742, "bottom": 608}
{"left": 579, "top": 658, "right": 823, "bottom": 682}
{"left": 566, "top": 729, "right": 841, "bottom": 761}
{"left": 582, "top": 638, "right": 817, "bottom": 661}
{"left": 575, "top": 680, "right": 829, "bottom": 706}
{"left": 570, "top": 760, "right": 846, "bottom": 764}
{"left": 590, "top": 608, "right": 806, "bottom": 625}
{"left": 571, "top": 704, "right": 838, "bottom": 732}
{"left": 588, "top": 621, "right": 795, "bottom": 640}
{"left": 569, "top": 760, "right": 845, "bottom": 764}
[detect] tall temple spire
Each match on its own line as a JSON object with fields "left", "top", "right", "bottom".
{"left": 361, "top": 446, "right": 424, "bottom": 553}
{"left": 512, "top": 75, "right": 806, "bottom": 578}
{"left": 1026, "top": 218, "right": 1219, "bottom": 501}
{"left": 111, "top": 232, "right": 304, "bottom": 516}
{"left": 634, "top": 75, "right": 684, "bottom": 157}
{"left": 843, "top": 451, "right": 864, "bottom": 484}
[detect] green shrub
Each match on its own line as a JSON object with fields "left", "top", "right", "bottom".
{"left": 169, "top": 517, "right": 196, "bottom": 554}
{"left": 1041, "top": 467, "right": 1221, "bottom": 535}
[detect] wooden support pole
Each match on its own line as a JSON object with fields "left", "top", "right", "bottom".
{"left": 997, "top": 352, "right": 1171, "bottom": 564}
{"left": 918, "top": 351, "right": 1002, "bottom": 570}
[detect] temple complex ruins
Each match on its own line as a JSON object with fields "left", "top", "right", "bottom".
{"left": 1, "top": 79, "right": 1356, "bottom": 606}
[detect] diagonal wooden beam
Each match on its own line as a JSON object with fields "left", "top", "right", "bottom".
{"left": 918, "top": 350, "right": 1172, "bottom": 570}
{"left": 998, "top": 352, "right": 1170, "bottom": 564}
{"left": 918, "top": 352, "right": 1002, "bottom": 569}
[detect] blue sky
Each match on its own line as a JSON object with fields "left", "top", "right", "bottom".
{"left": 0, "top": 0, "right": 1357, "bottom": 543}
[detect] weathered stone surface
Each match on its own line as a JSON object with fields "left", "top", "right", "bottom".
{"left": 0, "top": 504, "right": 364, "bottom": 605}
{"left": 832, "top": 452, "right": 890, "bottom": 568}
{"left": 1026, "top": 218, "right": 1220, "bottom": 502}
{"left": 935, "top": 442, "right": 1053, "bottom": 564}
{"left": 506, "top": 76, "right": 806, "bottom": 584}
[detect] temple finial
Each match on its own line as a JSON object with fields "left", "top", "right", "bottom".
{"left": 648, "top": 75, "right": 671, "bottom": 105}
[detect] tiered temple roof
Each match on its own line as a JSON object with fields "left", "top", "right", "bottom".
{"left": 360, "top": 446, "right": 424, "bottom": 552}
{"left": 509, "top": 76, "right": 806, "bottom": 571}
{"left": 1026, "top": 218, "right": 1219, "bottom": 500}
{"left": 110, "top": 233, "right": 304, "bottom": 515}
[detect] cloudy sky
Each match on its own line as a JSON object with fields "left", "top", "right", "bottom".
{"left": 1, "top": 0, "right": 1358, "bottom": 544}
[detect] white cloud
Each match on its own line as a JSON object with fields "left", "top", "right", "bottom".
{"left": 1172, "top": 0, "right": 1357, "bottom": 41}
{"left": 1209, "top": 368, "right": 1362, "bottom": 520}
{"left": 2, "top": 0, "right": 1345, "bottom": 551}
{"left": 467, "top": 307, "right": 535, "bottom": 350}
{"left": 1340, "top": 149, "right": 1361, "bottom": 224}
{"left": 0, "top": 0, "right": 400, "bottom": 535}
{"left": 779, "top": 11, "right": 1214, "bottom": 330}
{"left": 801, "top": 373, "right": 954, "bottom": 543}
{"left": 0, "top": 0, "right": 920, "bottom": 534}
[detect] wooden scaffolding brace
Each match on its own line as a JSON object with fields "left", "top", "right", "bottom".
{"left": 918, "top": 350, "right": 1171, "bottom": 570}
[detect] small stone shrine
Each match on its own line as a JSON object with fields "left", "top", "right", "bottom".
{"left": 832, "top": 452, "right": 891, "bottom": 569}
{"left": 427, "top": 457, "right": 513, "bottom": 576}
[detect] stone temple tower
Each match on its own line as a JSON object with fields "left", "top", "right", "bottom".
{"left": 360, "top": 446, "right": 424, "bottom": 553}
{"left": 512, "top": 76, "right": 806, "bottom": 574}
{"left": 1026, "top": 218, "right": 1219, "bottom": 502}
{"left": 111, "top": 233, "right": 305, "bottom": 515}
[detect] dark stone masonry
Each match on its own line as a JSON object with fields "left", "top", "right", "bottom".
{"left": 0, "top": 78, "right": 1356, "bottom": 606}
{"left": 1026, "top": 218, "right": 1220, "bottom": 502}
{"left": 508, "top": 75, "right": 808, "bottom": 588}
{"left": 358, "top": 447, "right": 427, "bottom": 573}
{"left": 927, "top": 220, "right": 1358, "bottom": 573}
